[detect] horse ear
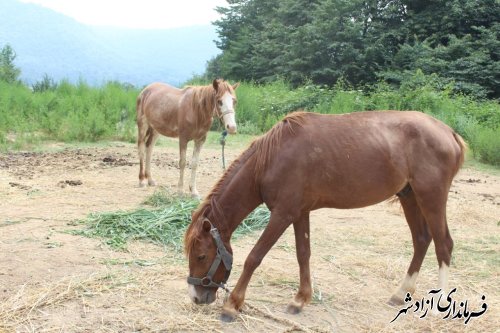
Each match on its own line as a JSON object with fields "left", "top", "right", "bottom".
{"left": 212, "top": 79, "right": 219, "bottom": 91}
{"left": 202, "top": 218, "right": 212, "bottom": 232}
{"left": 232, "top": 82, "right": 240, "bottom": 90}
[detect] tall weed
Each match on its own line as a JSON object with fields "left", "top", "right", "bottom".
{"left": 0, "top": 74, "right": 498, "bottom": 166}
{"left": 0, "top": 80, "right": 139, "bottom": 148}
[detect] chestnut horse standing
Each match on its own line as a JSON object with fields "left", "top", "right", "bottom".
{"left": 184, "top": 111, "right": 466, "bottom": 320}
{"left": 136, "top": 79, "right": 239, "bottom": 197}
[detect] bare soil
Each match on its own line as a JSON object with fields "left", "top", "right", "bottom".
{"left": 0, "top": 140, "right": 499, "bottom": 332}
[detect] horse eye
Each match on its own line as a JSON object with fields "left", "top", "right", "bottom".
{"left": 233, "top": 99, "right": 237, "bottom": 105}
{"left": 197, "top": 254, "right": 206, "bottom": 261}
{"left": 217, "top": 100, "right": 223, "bottom": 107}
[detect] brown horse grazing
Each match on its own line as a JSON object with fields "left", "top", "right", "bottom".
{"left": 136, "top": 79, "right": 239, "bottom": 197}
{"left": 184, "top": 111, "right": 465, "bottom": 321}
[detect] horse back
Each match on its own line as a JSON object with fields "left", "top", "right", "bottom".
{"left": 137, "top": 82, "right": 185, "bottom": 137}
{"left": 297, "top": 111, "right": 462, "bottom": 174}
{"left": 259, "top": 111, "right": 465, "bottom": 210}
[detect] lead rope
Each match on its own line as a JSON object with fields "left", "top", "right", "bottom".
{"left": 219, "top": 130, "right": 228, "bottom": 170}
{"left": 213, "top": 95, "right": 228, "bottom": 170}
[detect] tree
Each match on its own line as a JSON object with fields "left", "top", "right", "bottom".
{"left": 0, "top": 44, "right": 21, "bottom": 83}
{"left": 212, "top": 0, "right": 407, "bottom": 86}
{"left": 211, "top": 0, "right": 500, "bottom": 97}
{"left": 387, "top": 0, "right": 500, "bottom": 98}
{"left": 32, "top": 73, "right": 58, "bottom": 92}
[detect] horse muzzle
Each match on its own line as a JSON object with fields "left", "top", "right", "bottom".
{"left": 188, "top": 284, "right": 217, "bottom": 304}
{"left": 220, "top": 110, "right": 237, "bottom": 134}
{"left": 226, "top": 124, "right": 237, "bottom": 134}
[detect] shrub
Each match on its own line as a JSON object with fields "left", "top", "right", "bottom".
{"left": 0, "top": 74, "right": 498, "bottom": 167}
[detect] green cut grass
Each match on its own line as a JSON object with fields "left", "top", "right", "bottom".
{"left": 73, "top": 188, "right": 269, "bottom": 251}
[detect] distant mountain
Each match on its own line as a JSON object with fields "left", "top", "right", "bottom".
{"left": 0, "top": 0, "right": 220, "bottom": 87}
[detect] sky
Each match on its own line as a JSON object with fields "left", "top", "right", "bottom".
{"left": 19, "top": 0, "right": 227, "bottom": 29}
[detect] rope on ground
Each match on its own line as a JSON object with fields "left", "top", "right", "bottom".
{"left": 244, "top": 302, "right": 331, "bottom": 333}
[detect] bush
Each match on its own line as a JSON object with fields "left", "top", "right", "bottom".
{"left": 0, "top": 79, "right": 139, "bottom": 149}
{"left": 0, "top": 74, "right": 498, "bottom": 167}
{"left": 466, "top": 123, "right": 500, "bottom": 165}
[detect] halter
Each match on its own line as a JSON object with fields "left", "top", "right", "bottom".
{"left": 213, "top": 93, "right": 235, "bottom": 122}
{"left": 187, "top": 219, "right": 233, "bottom": 291}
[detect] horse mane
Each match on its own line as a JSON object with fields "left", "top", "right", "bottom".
{"left": 184, "top": 145, "right": 257, "bottom": 256}
{"left": 184, "top": 111, "right": 309, "bottom": 257}
{"left": 186, "top": 80, "right": 235, "bottom": 125}
{"left": 253, "top": 111, "right": 308, "bottom": 178}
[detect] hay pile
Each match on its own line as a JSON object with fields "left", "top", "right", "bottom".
{"left": 73, "top": 188, "right": 270, "bottom": 251}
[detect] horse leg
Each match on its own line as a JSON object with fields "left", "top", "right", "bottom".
{"left": 177, "top": 138, "right": 188, "bottom": 195}
{"left": 188, "top": 136, "right": 206, "bottom": 199}
{"left": 287, "top": 212, "right": 312, "bottom": 314}
{"left": 138, "top": 143, "right": 146, "bottom": 187}
{"left": 222, "top": 210, "right": 294, "bottom": 321}
{"left": 145, "top": 129, "right": 159, "bottom": 186}
{"left": 411, "top": 181, "right": 454, "bottom": 302}
{"left": 137, "top": 122, "right": 148, "bottom": 187}
{"left": 389, "top": 190, "right": 431, "bottom": 305}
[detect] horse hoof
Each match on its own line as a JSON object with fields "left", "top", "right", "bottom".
{"left": 220, "top": 312, "right": 235, "bottom": 322}
{"left": 148, "top": 180, "right": 156, "bottom": 186}
{"left": 388, "top": 295, "right": 404, "bottom": 306}
{"left": 139, "top": 182, "right": 147, "bottom": 188}
{"left": 191, "top": 192, "right": 201, "bottom": 199}
{"left": 286, "top": 303, "right": 302, "bottom": 314}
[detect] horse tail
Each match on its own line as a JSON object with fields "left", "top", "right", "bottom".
{"left": 136, "top": 88, "right": 150, "bottom": 121}
{"left": 136, "top": 93, "right": 142, "bottom": 119}
{"left": 452, "top": 131, "right": 467, "bottom": 176}
{"left": 136, "top": 88, "right": 153, "bottom": 145}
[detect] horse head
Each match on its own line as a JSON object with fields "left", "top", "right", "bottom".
{"left": 213, "top": 79, "right": 240, "bottom": 134}
{"left": 185, "top": 215, "right": 233, "bottom": 304}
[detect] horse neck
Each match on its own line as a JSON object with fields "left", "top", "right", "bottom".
{"left": 192, "top": 85, "right": 216, "bottom": 121}
{"left": 208, "top": 157, "right": 262, "bottom": 241}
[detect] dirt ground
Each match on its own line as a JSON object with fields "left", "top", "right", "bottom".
{"left": 0, "top": 139, "right": 499, "bottom": 332}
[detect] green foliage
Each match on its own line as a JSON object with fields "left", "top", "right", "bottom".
{"left": 211, "top": 0, "right": 500, "bottom": 98}
{"left": 0, "top": 44, "right": 21, "bottom": 83}
{"left": 0, "top": 80, "right": 139, "bottom": 149}
{"left": 32, "top": 73, "right": 58, "bottom": 93}
{"left": 1, "top": 71, "right": 498, "bottom": 167}
{"left": 233, "top": 80, "right": 331, "bottom": 133}
{"left": 465, "top": 124, "right": 500, "bottom": 166}
{"left": 384, "top": 24, "right": 500, "bottom": 98}
{"left": 74, "top": 189, "right": 270, "bottom": 251}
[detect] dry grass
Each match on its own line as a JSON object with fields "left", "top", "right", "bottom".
{"left": 2, "top": 200, "right": 497, "bottom": 333}
{"left": 1, "top": 154, "right": 498, "bottom": 332}
{"left": 0, "top": 273, "right": 136, "bottom": 332}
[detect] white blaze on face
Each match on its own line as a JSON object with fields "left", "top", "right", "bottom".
{"left": 188, "top": 284, "right": 198, "bottom": 302}
{"left": 220, "top": 91, "right": 237, "bottom": 134}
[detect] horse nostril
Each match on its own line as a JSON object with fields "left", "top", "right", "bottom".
{"left": 193, "top": 296, "right": 200, "bottom": 304}
{"left": 226, "top": 124, "right": 230, "bottom": 129}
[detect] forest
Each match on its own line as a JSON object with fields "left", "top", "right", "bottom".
{"left": 207, "top": 0, "right": 499, "bottom": 99}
